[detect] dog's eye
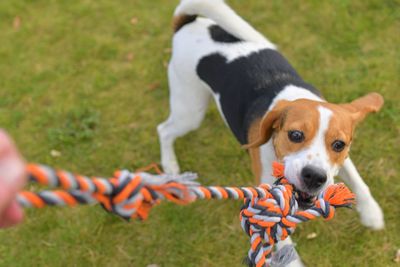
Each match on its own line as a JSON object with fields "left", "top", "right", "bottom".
{"left": 288, "top": 130, "right": 304, "bottom": 143}
{"left": 332, "top": 140, "right": 346, "bottom": 152}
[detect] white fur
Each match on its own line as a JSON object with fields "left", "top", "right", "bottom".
{"left": 214, "top": 93, "right": 229, "bottom": 126}
{"left": 158, "top": 0, "right": 384, "bottom": 265}
{"left": 339, "top": 158, "right": 384, "bottom": 229}
{"left": 175, "top": 0, "right": 274, "bottom": 46}
{"left": 270, "top": 85, "right": 324, "bottom": 106}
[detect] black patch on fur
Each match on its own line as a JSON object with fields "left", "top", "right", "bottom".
{"left": 196, "top": 49, "right": 321, "bottom": 144}
{"left": 209, "top": 25, "right": 242, "bottom": 43}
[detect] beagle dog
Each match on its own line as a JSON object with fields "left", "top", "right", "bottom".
{"left": 158, "top": 0, "right": 384, "bottom": 265}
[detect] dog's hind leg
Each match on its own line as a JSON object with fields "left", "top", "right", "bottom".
{"left": 157, "top": 64, "right": 211, "bottom": 174}
{"left": 339, "top": 158, "right": 384, "bottom": 230}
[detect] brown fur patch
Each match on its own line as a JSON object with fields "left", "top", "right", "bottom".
{"left": 247, "top": 119, "right": 262, "bottom": 183}
{"left": 173, "top": 15, "right": 197, "bottom": 32}
{"left": 321, "top": 103, "right": 354, "bottom": 165}
{"left": 272, "top": 100, "right": 320, "bottom": 160}
{"left": 340, "top": 93, "right": 384, "bottom": 123}
{"left": 243, "top": 100, "right": 291, "bottom": 149}
{"left": 321, "top": 93, "right": 383, "bottom": 165}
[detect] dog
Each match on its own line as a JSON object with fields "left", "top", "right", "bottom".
{"left": 157, "top": 0, "right": 384, "bottom": 265}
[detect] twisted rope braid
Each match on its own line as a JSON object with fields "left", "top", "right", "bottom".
{"left": 19, "top": 162, "right": 355, "bottom": 266}
{"left": 20, "top": 164, "right": 272, "bottom": 219}
{"left": 20, "top": 164, "right": 198, "bottom": 220}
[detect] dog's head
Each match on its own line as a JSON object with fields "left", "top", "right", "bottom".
{"left": 245, "top": 92, "right": 383, "bottom": 207}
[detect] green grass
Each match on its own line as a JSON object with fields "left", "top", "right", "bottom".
{"left": 0, "top": 0, "right": 399, "bottom": 266}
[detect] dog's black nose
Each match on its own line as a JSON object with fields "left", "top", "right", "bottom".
{"left": 301, "top": 165, "right": 327, "bottom": 190}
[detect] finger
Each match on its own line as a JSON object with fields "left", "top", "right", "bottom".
{"left": 0, "top": 159, "right": 26, "bottom": 216}
{"left": 0, "top": 182, "right": 16, "bottom": 217}
{"left": 0, "top": 130, "right": 20, "bottom": 160}
{"left": 0, "top": 130, "right": 26, "bottom": 186}
{"left": 0, "top": 200, "right": 24, "bottom": 228}
{"left": 0, "top": 158, "right": 26, "bottom": 188}
{"left": 0, "top": 130, "right": 26, "bottom": 215}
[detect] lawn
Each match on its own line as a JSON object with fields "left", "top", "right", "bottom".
{"left": 0, "top": 0, "right": 399, "bottom": 266}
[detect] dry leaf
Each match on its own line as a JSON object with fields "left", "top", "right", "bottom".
{"left": 394, "top": 249, "right": 400, "bottom": 263}
{"left": 163, "top": 47, "right": 172, "bottom": 54}
{"left": 130, "top": 17, "right": 138, "bottom": 25}
{"left": 13, "top": 16, "right": 21, "bottom": 30}
{"left": 306, "top": 232, "right": 317, "bottom": 240}
{"left": 128, "top": 122, "right": 138, "bottom": 129}
{"left": 147, "top": 265, "right": 159, "bottom": 267}
{"left": 50, "top": 149, "right": 61, "bottom": 157}
{"left": 387, "top": 169, "right": 397, "bottom": 177}
{"left": 148, "top": 82, "right": 160, "bottom": 91}
{"left": 126, "top": 52, "right": 134, "bottom": 61}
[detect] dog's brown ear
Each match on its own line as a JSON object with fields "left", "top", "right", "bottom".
{"left": 340, "top": 92, "right": 384, "bottom": 124}
{"left": 243, "top": 100, "right": 290, "bottom": 149}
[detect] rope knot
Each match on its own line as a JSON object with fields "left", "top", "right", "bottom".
{"left": 99, "top": 170, "right": 197, "bottom": 220}
{"left": 313, "top": 183, "right": 355, "bottom": 221}
{"left": 240, "top": 183, "right": 297, "bottom": 267}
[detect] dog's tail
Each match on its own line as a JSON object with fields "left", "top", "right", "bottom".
{"left": 173, "top": 0, "right": 272, "bottom": 45}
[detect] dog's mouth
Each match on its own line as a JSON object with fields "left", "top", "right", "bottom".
{"left": 294, "top": 190, "right": 317, "bottom": 209}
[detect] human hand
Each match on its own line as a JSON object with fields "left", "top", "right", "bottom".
{"left": 0, "top": 130, "right": 26, "bottom": 228}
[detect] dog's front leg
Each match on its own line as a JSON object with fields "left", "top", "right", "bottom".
{"left": 339, "top": 158, "right": 384, "bottom": 230}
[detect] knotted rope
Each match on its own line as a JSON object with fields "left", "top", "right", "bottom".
{"left": 240, "top": 162, "right": 355, "bottom": 267}
{"left": 18, "top": 162, "right": 355, "bottom": 266}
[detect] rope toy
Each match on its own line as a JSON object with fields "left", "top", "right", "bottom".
{"left": 19, "top": 162, "right": 355, "bottom": 266}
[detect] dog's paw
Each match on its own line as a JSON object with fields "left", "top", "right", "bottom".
{"left": 285, "top": 259, "right": 305, "bottom": 267}
{"left": 357, "top": 198, "right": 385, "bottom": 230}
{"left": 162, "top": 160, "right": 180, "bottom": 175}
